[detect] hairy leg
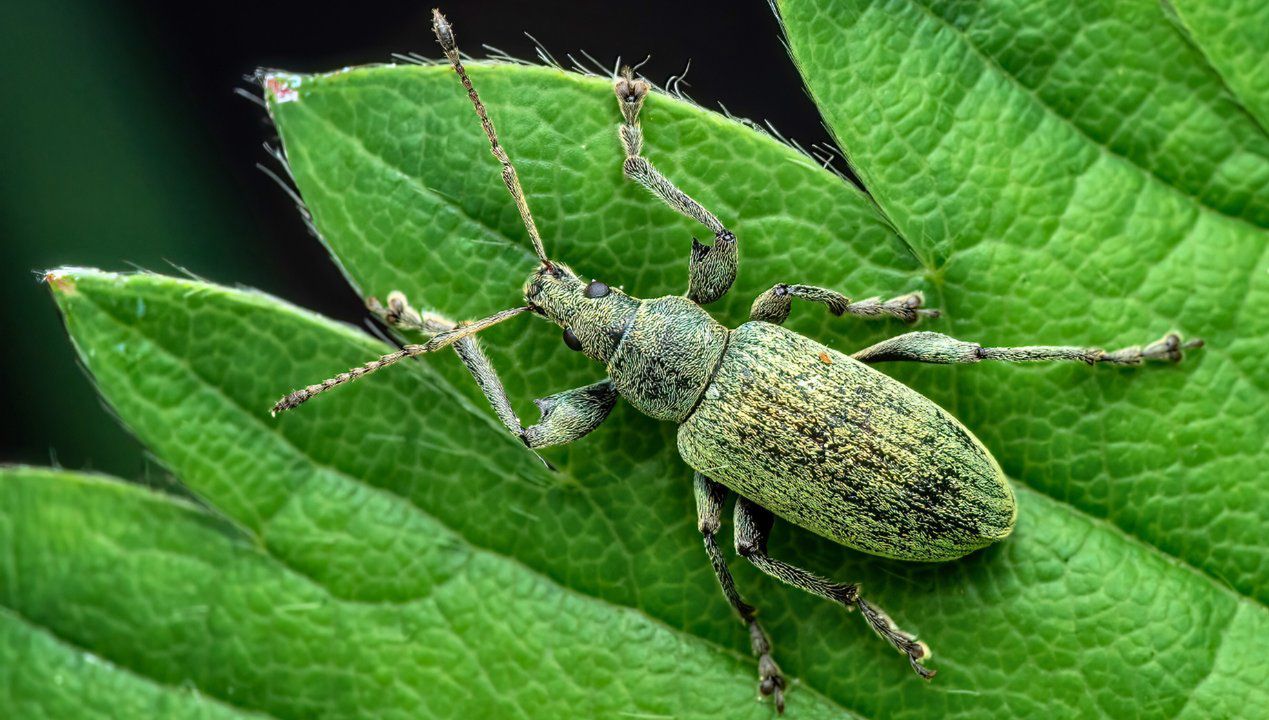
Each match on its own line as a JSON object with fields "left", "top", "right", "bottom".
{"left": 734, "top": 498, "right": 934, "bottom": 679}
{"left": 851, "top": 330, "right": 1201, "bottom": 366}
{"left": 750, "top": 283, "right": 938, "bottom": 324}
{"left": 614, "top": 69, "right": 737, "bottom": 305}
{"left": 355, "top": 293, "right": 618, "bottom": 450}
{"left": 694, "top": 473, "right": 785, "bottom": 712}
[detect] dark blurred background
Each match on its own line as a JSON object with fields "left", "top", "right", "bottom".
{"left": 0, "top": 1, "right": 840, "bottom": 479}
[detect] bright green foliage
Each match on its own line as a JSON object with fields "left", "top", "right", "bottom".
{"left": 1167, "top": 0, "right": 1269, "bottom": 132}
{"left": 777, "top": 0, "right": 1268, "bottom": 602}
{"left": 0, "top": 471, "right": 264, "bottom": 720}
{"left": 31, "top": 268, "right": 853, "bottom": 719}
{"left": 8, "top": 3, "right": 1268, "bottom": 716}
{"left": 2, "top": 458, "right": 841, "bottom": 719}
{"left": 23, "top": 260, "right": 1264, "bottom": 718}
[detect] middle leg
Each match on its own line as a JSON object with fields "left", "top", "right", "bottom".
{"left": 850, "top": 330, "right": 1202, "bottom": 366}
{"left": 750, "top": 283, "right": 939, "bottom": 325}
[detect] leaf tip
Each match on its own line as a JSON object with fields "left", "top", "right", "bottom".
{"left": 42, "top": 268, "right": 79, "bottom": 297}
{"left": 261, "top": 72, "right": 303, "bottom": 105}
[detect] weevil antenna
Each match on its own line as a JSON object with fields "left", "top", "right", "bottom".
{"left": 432, "top": 9, "right": 553, "bottom": 270}
{"left": 271, "top": 305, "right": 532, "bottom": 415}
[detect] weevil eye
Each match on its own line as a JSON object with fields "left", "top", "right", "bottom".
{"left": 562, "top": 328, "right": 583, "bottom": 351}
{"left": 584, "top": 280, "right": 610, "bottom": 299}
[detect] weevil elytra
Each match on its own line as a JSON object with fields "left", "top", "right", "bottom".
{"left": 271, "top": 9, "right": 1204, "bottom": 713}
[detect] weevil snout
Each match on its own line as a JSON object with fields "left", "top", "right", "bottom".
{"left": 522, "top": 262, "right": 638, "bottom": 361}
{"left": 523, "top": 262, "right": 580, "bottom": 313}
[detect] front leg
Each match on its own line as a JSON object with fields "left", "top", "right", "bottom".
{"left": 750, "top": 283, "right": 938, "bottom": 324}
{"left": 614, "top": 69, "right": 737, "bottom": 305}
{"left": 372, "top": 293, "right": 617, "bottom": 450}
{"left": 521, "top": 381, "right": 618, "bottom": 448}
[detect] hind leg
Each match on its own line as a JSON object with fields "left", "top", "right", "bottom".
{"left": 734, "top": 498, "right": 935, "bottom": 679}
{"left": 694, "top": 473, "right": 786, "bottom": 713}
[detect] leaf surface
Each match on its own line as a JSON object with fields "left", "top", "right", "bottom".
{"left": 0, "top": 482, "right": 263, "bottom": 720}
{"left": 11, "top": 46, "right": 1264, "bottom": 716}
{"left": 1167, "top": 0, "right": 1269, "bottom": 132}
{"left": 777, "top": 0, "right": 1269, "bottom": 608}
{"left": 3, "top": 313, "right": 845, "bottom": 719}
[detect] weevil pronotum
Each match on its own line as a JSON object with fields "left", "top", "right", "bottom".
{"left": 271, "top": 9, "right": 1204, "bottom": 713}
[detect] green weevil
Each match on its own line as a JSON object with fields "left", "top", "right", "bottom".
{"left": 272, "top": 10, "right": 1203, "bottom": 713}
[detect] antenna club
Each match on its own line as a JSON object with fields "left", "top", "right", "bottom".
{"left": 431, "top": 9, "right": 459, "bottom": 60}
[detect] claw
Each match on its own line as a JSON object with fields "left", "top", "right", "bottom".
{"left": 854, "top": 596, "right": 937, "bottom": 680}
{"left": 758, "top": 654, "right": 786, "bottom": 714}
{"left": 886, "top": 291, "right": 940, "bottom": 323}
{"left": 749, "top": 621, "right": 786, "bottom": 713}
{"left": 1141, "top": 332, "right": 1204, "bottom": 363}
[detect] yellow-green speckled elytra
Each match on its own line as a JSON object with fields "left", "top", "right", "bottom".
{"left": 272, "top": 9, "right": 1204, "bottom": 715}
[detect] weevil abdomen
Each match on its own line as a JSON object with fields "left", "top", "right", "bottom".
{"left": 678, "top": 322, "right": 1016, "bottom": 561}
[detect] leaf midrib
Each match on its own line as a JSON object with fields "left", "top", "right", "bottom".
{"left": 1163, "top": 1, "right": 1269, "bottom": 138}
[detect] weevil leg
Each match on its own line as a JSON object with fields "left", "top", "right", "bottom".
{"left": 734, "top": 497, "right": 935, "bottom": 679}
{"left": 369, "top": 290, "right": 458, "bottom": 335}
{"left": 694, "top": 473, "right": 785, "bottom": 713}
{"left": 273, "top": 302, "right": 531, "bottom": 415}
{"left": 365, "top": 292, "right": 618, "bottom": 451}
{"left": 851, "top": 330, "right": 1203, "bottom": 366}
{"left": 614, "top": 68, "right": 737, "bottom": 305}
{"left": 750, "top": 284, "right": 938, "bottom": 325}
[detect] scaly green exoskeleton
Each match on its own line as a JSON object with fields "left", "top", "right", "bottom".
{"left": 271, "top": 10, "right": 1203, "bottom": 714}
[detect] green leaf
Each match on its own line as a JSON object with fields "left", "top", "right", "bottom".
{"left": 776, "top": 0, "right": 1269, "bottom": 606}
{"left": 0, "top": 475, "right": 265, "bottom": 719}
{"left": 29, "top": 261, "right": 1266, "bottom": 718}
{"left": 260, "top": 55, "right": 1266, "bottom": 714}
{"left": 15, "top": 278, "right": 848, "bottom": 719}
{"left": 11, "top": 37, "right": 1263, "bottom": 717}
{"left": 1166, "top": 0, "right": 1269, "bottom": 132}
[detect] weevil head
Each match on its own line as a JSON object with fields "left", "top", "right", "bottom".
{"left": 524, "top": 263, "right": 639, "bottom": 362}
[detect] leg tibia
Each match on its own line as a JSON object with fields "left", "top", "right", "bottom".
{"left": 734, "top": 498, "right": 935, "bottom": 679}
{"left": 622, "top": 155, "right": 725, "bottom": 235}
